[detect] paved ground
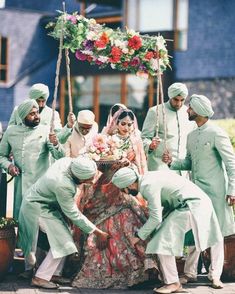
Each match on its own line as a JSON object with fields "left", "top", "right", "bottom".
{"left": 1, "top": 271, "right": 235, "bottom": 294}
{"left": 2, "top": 181, "right": 235, "bottom": 293}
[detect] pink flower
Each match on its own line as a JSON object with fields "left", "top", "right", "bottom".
{"left": 130, "top": 57, "right": 140, "bottom": 67}
{"left": 75, "top": 50, "right": 87, "bottom": 61}
{"left": 67, "top": 15, "right": 77, "bottom": 24}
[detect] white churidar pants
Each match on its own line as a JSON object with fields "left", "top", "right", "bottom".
{"left": 184, "top": 241, "right": 224, "bottom": 280}
{"left": 157, "top": 210, "right": 200, "bottom": 284}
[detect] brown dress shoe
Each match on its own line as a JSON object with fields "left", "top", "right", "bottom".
{"left": 31, "top": 277, "right": 59, "bottom": 289}
{"left": 153, "top": 282, "right": 183, "bottom": 293}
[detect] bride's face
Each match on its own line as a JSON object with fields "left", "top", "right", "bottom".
{"left": 117, "top": 116, "right": 134, "bottom": 137}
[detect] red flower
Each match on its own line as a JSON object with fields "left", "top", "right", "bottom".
{"left": 122, "top": 61, "right": 129, "bottom": 67}
{"left": 128, "top": 35, "right": 142, "bottom": 50}
{"left": 86, "top": 56, "right": 93, "bottom": 62}
{"left": 95, "top": 32, "right": 109, "bottom": 49}
{"left": 109, "top": 46, "right": 122, "bottom": 63}
{"left": 153, "top": 51, "right": 160, "bottom": 59}
{"left": 144, "top": 51, "right": 154, "bottom": 60}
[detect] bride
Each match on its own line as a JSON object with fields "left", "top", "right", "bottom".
{"left": 72, "top": 109, "right": 158, "bottom": 289}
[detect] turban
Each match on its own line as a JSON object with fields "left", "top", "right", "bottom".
{"left": 112, "top": 167, "right": 138, "bottom": 189}
{"left": 190, "top": 94, "right": 214, "bottom": 118}
{"left": 17, "top": 99, "right": 39, "bottom": 121}
{"left": 168, "top": 83, "right": 188, "bottom": 99}
{"left": 77, "top": 110, "right": 95, "bottom": 125}
{"left": 29, "top": 83, "right": 49, "bottom": 101}
{"left": 71, "top": 156, "right": 97, "bottom": 180}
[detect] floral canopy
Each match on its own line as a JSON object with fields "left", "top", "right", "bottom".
{"left": 49, "top": 12, "right": 171, "bottom": 78}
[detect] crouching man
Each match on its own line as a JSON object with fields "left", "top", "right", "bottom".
{"left": 112, "top": 167, "right": 223, "bottom": 294}
{"left": 18, "top": 156, "right": 109, "bottom": 289}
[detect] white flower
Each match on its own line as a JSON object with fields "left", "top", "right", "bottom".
{"left": 156, "top": 36, "right": 166, "bottom": 50}
{"left": 89, "top": 146, "right": 96, "bottom": 153}
{"left": 113, "top": 149, "right": 120, "bottom": 157}
{"left": 86, "top": 31, "right": 97, "bottom": 40}
{"left": 114, "top": 40, "right": 128, "bottom": 49}
{"left": 106, "top": 28, "right": 113, "bottom": 36}
{"left": 150, "top": 58, "right": 159, "bottom": 71}
{"left": 81, "top": 50, "right": 93, "bottom": 56}
{"left": 126, "top": 28, "right": 138, "bottom": 36}
{"left": 89, "top": 18, "right": 96, "bottom": 25}
{"left": 122, "top": 48, "right": 129, "bottom": 54}
{"left": 98, "top": 56, "right": 109, "bottom": 63}
{"left": 111, "top": 64, "right": 116, "bottom": 69}
{"left": 129, "top": 49, "right": 135, "bottom": 55}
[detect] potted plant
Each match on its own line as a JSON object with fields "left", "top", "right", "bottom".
{"left": 0, "top": 217, "right": 18, "bottom": 280}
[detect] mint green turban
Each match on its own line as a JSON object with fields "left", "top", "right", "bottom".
{"left": 112, "top": 167, "right": 138, "bottom": 189}
{"left": 168, "top": 83, "right": 188, "bottom": 99}
{"left": 29, "top": 83, "right": 49, "bottom": 101}
{"left": 71, "top": 156, "right": 97, "bottom": 180}
{"left": 17, "top": 99, "right": 39, "bottom": 121}
{"left": 190, "top": 94, "right": 214, "bottom": 118}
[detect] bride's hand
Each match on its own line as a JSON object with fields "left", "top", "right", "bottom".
{"left": 127, "top": 150, "right": 135, "bottom": 161}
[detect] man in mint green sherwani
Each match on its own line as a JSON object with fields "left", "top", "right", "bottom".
{"left": 112, "top": 167, "right": 223, "bottom": 294}
{"left": 141, "top": 83, "right": 194, "bottom": 172}
{"left": 163, "top": 94, "right": 235, "bottom": 289}
{"left": 8, "top": 83, "right": 75, "bottom": 144}
{"left": 0, "top": 99, "right": 65, "bottom": 219}
{"left": 19, "top": 156, "right": 109, "bottom": 289}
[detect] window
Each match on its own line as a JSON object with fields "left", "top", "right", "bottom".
{"left": 0, "top": 36, "right": 8, "bottom": 83}
{"left": 0, "top": 0, "right": 5, "bottom": 9}
{"left": 174, "top": 0, "right": 189, "bottom": 50}
{"left": 60, "top": 74, "right": 157, "bottom": 129}
{"left": 127, "top": 0, "right": 188, "bottom": 51}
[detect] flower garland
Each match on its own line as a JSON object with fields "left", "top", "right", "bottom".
{"left": 48, "top": 12, "right": 171, "bottom": 77}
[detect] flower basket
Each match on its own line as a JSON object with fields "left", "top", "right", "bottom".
{"left": 0, "top": 217, "right": 17, "bottom": 280}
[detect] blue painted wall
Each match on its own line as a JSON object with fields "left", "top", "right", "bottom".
{"left": 0, "top": 8, "right": 58, "bottom": 128}
{"left": 5, "top": 0, "right": 80, "bottom": 13}
{"left": 174, "top": 0, "right": 235, "bottom": 80}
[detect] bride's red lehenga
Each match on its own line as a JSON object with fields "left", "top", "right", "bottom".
{"left": 72, "top": 109, "right": 158, "bottom": 289}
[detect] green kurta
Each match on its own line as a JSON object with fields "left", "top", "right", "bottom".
{"left": 141, "top": 102, "right": 194, "bottom": 171}
{"left": 19, "top": 157, "right": 96, "bottom": 259}
{"left": 0, "top": 124, "right": 65, "bottom": 219}
{"left": 137, "top": 170, "right": 223, "bottom": 256}
{"left": 8, "top": 105, "right": 72, "bottom": 144}
{"left": 171, "top": 121, "right": 235, "bottom": 237}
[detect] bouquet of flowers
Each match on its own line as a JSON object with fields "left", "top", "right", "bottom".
{"left": 48, "top": 12, "right": 170, "bottom": 77}
{"left": 87, "top": 134, "right": 130, "bottom": 161}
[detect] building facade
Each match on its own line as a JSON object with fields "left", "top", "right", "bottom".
{"left": 0, "top": 0, "right": 234, "bottom": 130}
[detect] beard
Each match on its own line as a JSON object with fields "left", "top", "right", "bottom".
{"left": 39, "top": 107, "right": 45, "bottom": 113}
{"left": 24, "top": 117, "right": 40, "bottom": 127}
{"left": 127, "top": 188, "right": 139, "bottom": 196}
{"left": 188, "top": 113, "right": 198, "bottom": 121}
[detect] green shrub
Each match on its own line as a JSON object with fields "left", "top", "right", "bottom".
{"left": 211, "top": 119, "right": 235, "bottom": 150}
